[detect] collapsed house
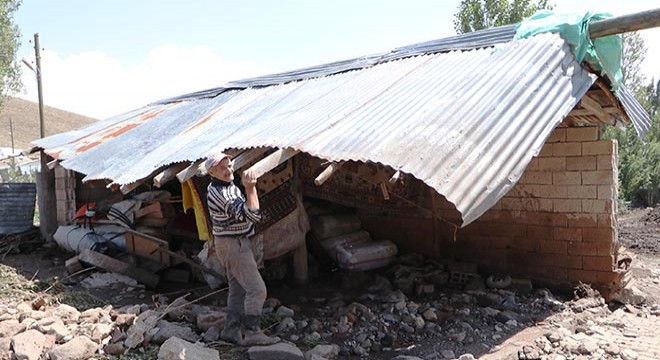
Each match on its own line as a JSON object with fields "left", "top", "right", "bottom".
{"left": 30, "top": 18, "right": 651, "bottom": 298}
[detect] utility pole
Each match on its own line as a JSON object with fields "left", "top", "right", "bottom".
{"left": 34, "top": 33, "right": 45, "bottom": 138}
{"left": 9, "top": 117, "right": 14, "bottom": 155}
{"left": 26, "top": 32, "right": 57, "bottom": 241}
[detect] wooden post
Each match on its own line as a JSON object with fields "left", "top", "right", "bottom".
{"left": 589, "top": 8, "right": 660, "bottom": 38}
{"left": 430, "top": 187, "right": 440, "bottom": 257}
{"left": 291, "top": 241, "right": 308, "bottom": 286}
{"left": 37, "top": 152, "right": 57, "bottom": 241}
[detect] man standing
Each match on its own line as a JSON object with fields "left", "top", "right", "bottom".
{"left": 205, "top": 153, "right": 280, "bottom": 346}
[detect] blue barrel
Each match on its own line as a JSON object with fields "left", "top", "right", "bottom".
{"left": 0, "top": 183, "right": 37, "bottom": 235}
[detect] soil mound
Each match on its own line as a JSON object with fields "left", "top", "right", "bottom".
{"left": 642, "top": 205, "right": 660, "bottom": 224}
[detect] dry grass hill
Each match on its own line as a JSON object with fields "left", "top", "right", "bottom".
{"left": 0, "top": 96, "right": 96, "bottom": 152}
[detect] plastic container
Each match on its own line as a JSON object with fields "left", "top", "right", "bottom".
{"left": 311, "top": 214, "right": 361, "bottom": 239}
{"left": 320, "top": 230, "right": 371, "bottom": 259}
{"left": 336, "top": 240, "right": 398, "bottom": 271}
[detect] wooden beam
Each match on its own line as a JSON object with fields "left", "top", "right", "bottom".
{"left": 119, "top": 180, "right": 144, "bottom": 195}
{"left": 176, "top": 159, "right": 205, "bottom": 183}
{"left": 379, "top": 183, "right": 390, "bottom": 200}
{"left": 79, "top": 249, "right": 160, "bottom": 288}
{"left": 232, "top": 148, "right": 269, "bottom": 171}
{"left": 314, "top": 162, "right": 343, "bottom": 186}
{"left": 153, "top": 163, "right": 190, "bottom": 188}
{"left": 388, "top": 170, "right": 401, "bottom": 184}
{"left": 568, "top": 106, "right": 619, "bottom": 116}
{"left": 46, "top": 159, "right": 60, "bottom": 170}
{"left": 589, "top": 8, "right": 660, "bottom": 39}
{"left": 243, "top": 148, "right": 299, "bottom": 179}
{"left": 579, "top": 96, "right": 615, "bottom": 125}
{"left": 291, "top": 242, "right": 308, "bottom": 286}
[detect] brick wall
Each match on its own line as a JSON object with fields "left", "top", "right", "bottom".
{"left": 453, "top": 126, "right": 621, "bottom": 291}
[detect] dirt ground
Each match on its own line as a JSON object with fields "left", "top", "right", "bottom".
{"left": 1, "top": 206, "right": 659, "bottom": 359}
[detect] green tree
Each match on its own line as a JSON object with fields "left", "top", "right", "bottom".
{"left": 453, "top": 0, "right": 553, "bottom": 34}
{"left": 0, "top": 0, "right": 22, "bottom": 109}
{"left": 603, "top": 32, "right": 660, "bottom": 207}
{"left": 621, "top": 32, "right": 647, "bottom": 94}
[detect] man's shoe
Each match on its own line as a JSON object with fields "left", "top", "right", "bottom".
{"left": 220, "top": 311, "right": 243, "bottom": 345}
{"left": 242, "top": 314, "right": 280, "bottom": 345}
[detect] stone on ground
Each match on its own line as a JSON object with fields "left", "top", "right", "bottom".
{"left": 47, "top": 336, "right": 98, "bottom": 360}
{"left": 305, "top": 344, "right": 340, "bottom": 360}
{"left": 248, "top": 342, "right": 304, "bottom": 360}
{"left": 157, "top": 337, "right": 219, "bottom": 360}
{"left": 11, "top": 329, "right": 45, "bottom": 360}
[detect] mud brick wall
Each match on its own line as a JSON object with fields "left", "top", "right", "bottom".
{"left": 361, "top": 126, "right": 621, "bottom": 293}
{"left": 454, "top": 126, "right": 621, "bottom": 291}
{"left": 54, "top": 166, "right": 76, "bottom": 225}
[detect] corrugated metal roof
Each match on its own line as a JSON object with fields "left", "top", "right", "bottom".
{"left": 154, "top": 25, "right": 518, "bottom": 104}
{"left": 33, "top": 32, "right": 599, "bottom": 226}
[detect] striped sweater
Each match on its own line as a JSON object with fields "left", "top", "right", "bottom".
{"left": 207, "top": 178, "right": 261, "bottom": 237}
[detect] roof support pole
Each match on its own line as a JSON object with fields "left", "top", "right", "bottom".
{"left": 589, "top": 8, "right": 660, "bottom": 38}
{"left": 176, "top": 160, "right": 205, "bottom": 183}
{"left": 153, "top": 163, "right": 190, "bottom": 188}
{"left": 242, "top": 148, "right": 299, "bottom": 179}
{"left": 232, "top": 148, "right": 270, "bottom": 171}
{"left": 388, "top": 170, "right": 401, "bottom": 184}
{"left": 314, "top": 162, "right": 343, "bottom": 186}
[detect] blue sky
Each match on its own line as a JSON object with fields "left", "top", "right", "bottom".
{"left": 14, "top": 0, "right": 660, "bottom": 119}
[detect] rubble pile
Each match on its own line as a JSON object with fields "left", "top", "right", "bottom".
{"left": 1, "top": 251, "right": 658, "bottom": 360}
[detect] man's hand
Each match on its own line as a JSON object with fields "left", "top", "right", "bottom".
{"left": 242, "top": 169, "right": 258, "bottom": 188}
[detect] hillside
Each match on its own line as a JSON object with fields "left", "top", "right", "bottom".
{"left": 0, "top": 96, "right": 96, "bottom": 151}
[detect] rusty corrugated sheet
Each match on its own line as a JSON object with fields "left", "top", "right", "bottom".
{"left": 32, "top": 32, "right": 599, "bottom": 226}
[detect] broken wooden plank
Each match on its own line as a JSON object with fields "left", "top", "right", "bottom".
{"left": 78, "top": 249, "right": 160, "bottom": 288}
{"left": 314, "top": 162, "right": 343, "bottom": 186}
{"left": 153, "top": 163, "right": 190, "bottom": 188}
{"left": 243, "top": 148, "right": 299, "bottom": 179}
{"left": 65, "top": 256, "right": 83, "bottom": 274}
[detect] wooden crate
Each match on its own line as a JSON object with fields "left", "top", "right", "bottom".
{"left": 124, "top": 229, "right": 170, "bottom": 266}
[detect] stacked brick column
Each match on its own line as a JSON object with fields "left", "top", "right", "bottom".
{"left": 455, "top": 126, "right": 621, "bottom": 291}
{"left": 54, "top": 166, "right": 76, "bottom": 225}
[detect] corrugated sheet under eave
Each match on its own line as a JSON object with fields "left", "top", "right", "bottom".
{"left": 41, "top": 33, "right": 596, "bottom": 227}
{"left": 616, "top": 85, "right": 651, "bottom": 139}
